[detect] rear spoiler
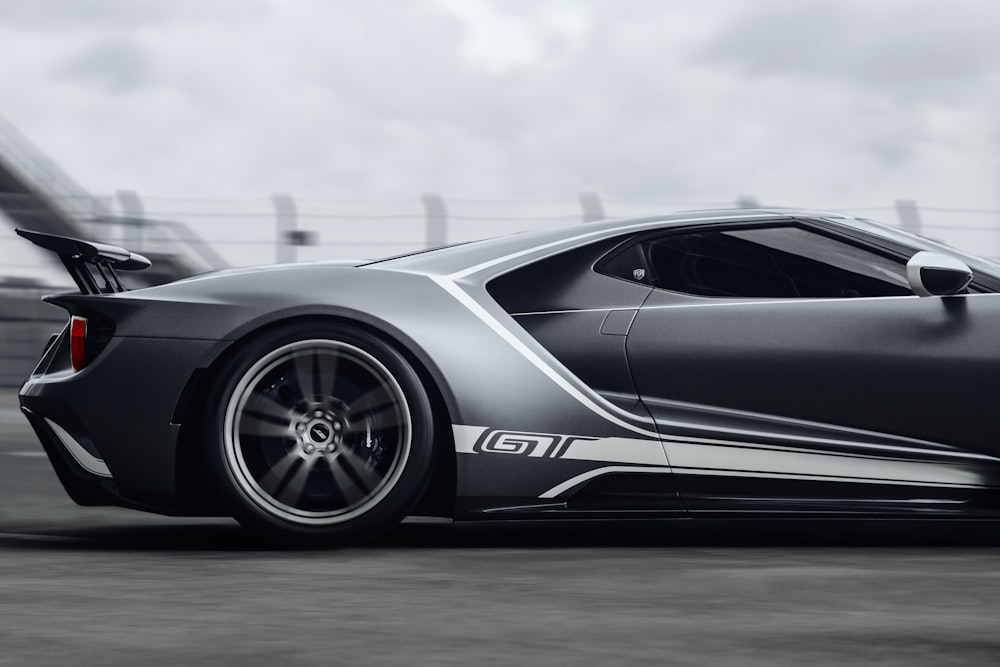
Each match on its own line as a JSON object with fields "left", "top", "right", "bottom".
{"left": 15, "top": 228, "right": 151, "bottom": 294}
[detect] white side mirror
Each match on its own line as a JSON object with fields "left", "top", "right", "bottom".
{"left": 906, "top": 251, "right": 973, "bottom": 297}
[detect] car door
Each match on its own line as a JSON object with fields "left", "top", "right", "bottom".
{"left": 612, "top": 218, "right": 1000, "bottom": 514}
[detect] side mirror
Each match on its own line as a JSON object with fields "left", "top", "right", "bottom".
{"left": 906, "top": 251, "right": 973, "bottom": 297}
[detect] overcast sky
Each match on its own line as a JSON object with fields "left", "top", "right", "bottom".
{"left": 2, "top": 0, "right": 1000, "bottom": 277}
{"left": 2, "top": 0, "right": 998, "bottom": 203}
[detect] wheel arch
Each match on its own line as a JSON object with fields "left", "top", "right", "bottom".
{"left": 172, "top": 311, "right": 458, "bottom": 518}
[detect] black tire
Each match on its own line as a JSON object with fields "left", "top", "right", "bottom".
{"left": 203, "top": 321, "right": 436, "bottom": 546}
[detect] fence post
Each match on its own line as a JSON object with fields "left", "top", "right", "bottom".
{"left": 579, "top": 192, "right": 605, "bottom": 222}
{"left": 91, "top": 194, "right": 113, "bottom": 241}
{"left": 894, "top": 200, "right": 923, "bottom": 235}
{"left": 116, "top": 189, "right": 145, "bottom": 250}
{"left": 422, "top": 193, "right": 448, "bottom": 248}
{"left": 272, "top": 193, "right": 298, "bottom": 263}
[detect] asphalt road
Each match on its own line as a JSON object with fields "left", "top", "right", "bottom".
{"left": 2, "top": 389, "right": 1000, "bottom": 665}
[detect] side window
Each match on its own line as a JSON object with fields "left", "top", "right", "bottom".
{"left": 597, "top": 225, "right": 911, "bottom": 298}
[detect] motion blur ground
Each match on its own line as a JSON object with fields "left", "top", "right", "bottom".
{"left": 2, "top": 385, "right": 1000, "bottom": 665}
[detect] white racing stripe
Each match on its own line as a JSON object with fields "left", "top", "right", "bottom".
{"left": 540, "top": 466, "right": 673, "bottom": 498}
{"left": 452, "top": 425, "right": 667, "bottom": 466}
{"left": 455, "top": 424, "right": 992, "bottom": 498}
{"left": 541, "top": 464, "right": 987, "bottom": 501}
{"left": 671, "top": 467, "right": 990, "bottom": 489}
{"left": 453, "top": 425, "right": 489, "bottom": 453}
{"left": 563, "top": 436, "right": 665, "bottom": 466}
{"left": 665, "top": 442, "right": 987, "bottom": 488}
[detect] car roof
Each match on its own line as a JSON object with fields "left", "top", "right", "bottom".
{"left": 365, "top": 208, "right": 1000, "bottom": 282}
{"left": 366, "top": 209, "right": 801, "bottom": 277}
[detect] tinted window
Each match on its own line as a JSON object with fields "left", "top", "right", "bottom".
{"left": 598, "top": 226, "right": 911, "bottom": 298}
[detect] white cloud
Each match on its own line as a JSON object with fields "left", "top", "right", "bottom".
{"left": 433, "top": 0, "right": 591, "bottom": 73}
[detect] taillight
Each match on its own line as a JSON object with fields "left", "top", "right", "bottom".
{"left": 70, "top": 315, "right": 87, "bottom": 371}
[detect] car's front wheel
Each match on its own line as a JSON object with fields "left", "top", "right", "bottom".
{"left": 204, "top": 322, "right": 436, "bottom": 546}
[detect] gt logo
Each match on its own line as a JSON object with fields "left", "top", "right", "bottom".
{"left": 472, "top": 430, "right": 596, "bottom": 459}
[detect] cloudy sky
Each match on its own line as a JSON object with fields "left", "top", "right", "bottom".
{"left": 2, "top": 0, "right": 1000, "bottom": 274}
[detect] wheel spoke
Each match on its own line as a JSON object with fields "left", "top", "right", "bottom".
{"left": 239, "top": 414, "right": 293, "bottom": 440}
{"left": 258, "top": 449, "right": 301, "bottom": 494}
{"left": 344, "top": 384, "right": 393, "bottom": 415}
{"left": 247, "top": 392, "right": 296, "bottom": 423}
{"left": 292, "top": 351, "right": 315, "bottom": 400}
{"left": 326, "top": 454, "right": 367, "bottom": 505}
{"left": 276, "top": 456, "right": 318, "bottom": 507}
{"left": 316, "top": 351, "right": 340, "bottom": 398}
{"left": 338, "top": 444, "right": 383, "bottom": 491}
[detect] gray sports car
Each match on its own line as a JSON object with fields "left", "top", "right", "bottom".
{"left": 16, "top": 209, "right": 1000, "bottom": 545}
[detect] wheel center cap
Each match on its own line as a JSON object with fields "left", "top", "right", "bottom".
{"left": 307, "top": 421, "right": 333, "bottom": 445}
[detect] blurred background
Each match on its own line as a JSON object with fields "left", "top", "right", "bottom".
{"left": 1, "top": 0, "right": 999, "bottom": 382}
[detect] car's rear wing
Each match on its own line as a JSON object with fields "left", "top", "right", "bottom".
{"left": 15, "top": 228, "right": 151, "bottom": 294}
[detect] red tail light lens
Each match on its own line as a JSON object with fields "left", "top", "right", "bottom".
{"left": 70, "top": 316, "right": 87, "bottom": 371}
